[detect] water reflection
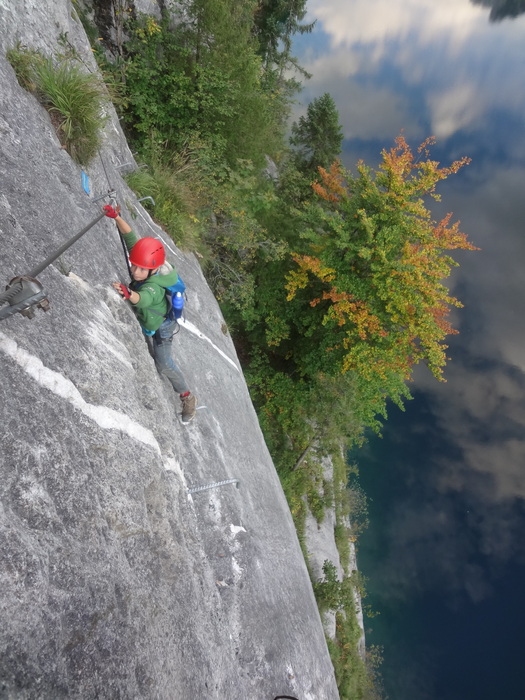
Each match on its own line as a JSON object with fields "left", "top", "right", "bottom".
{"left": 294, "top": 1, "right": 525, "bottom": 698}
{"left": 301, "top": 0, "right": 525, "bottom": 146}
{"left": 472, "top": 0, "right": 525, "bottom": 22}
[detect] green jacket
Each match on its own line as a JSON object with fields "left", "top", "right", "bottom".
{"left": 122, "top": 230, "right": 180, "bottom": 332}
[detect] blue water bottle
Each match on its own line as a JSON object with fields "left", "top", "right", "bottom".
{"left": 173, "top": 291, "right": 184, "bottom": 319}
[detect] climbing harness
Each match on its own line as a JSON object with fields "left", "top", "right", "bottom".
{"left": 0, "top": 212, "right": 107, "bottom": 322}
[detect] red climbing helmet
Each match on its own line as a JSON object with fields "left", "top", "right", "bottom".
{"left": 128, "top": 237, "right": 166, "bottom": 269}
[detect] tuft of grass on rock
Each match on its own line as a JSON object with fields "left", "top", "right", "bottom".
{"left": 34, "top": 57, "right": 106, "bottom": 164}
{"left": 7, "top": 45, "right": 107, "bottom": 165}
{"left": 6, "top": 43, "right": 42, "bottom": 91}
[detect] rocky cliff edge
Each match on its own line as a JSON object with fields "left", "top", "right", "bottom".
{"left": 0, "top": 2, "right": 339, "bottom": 698}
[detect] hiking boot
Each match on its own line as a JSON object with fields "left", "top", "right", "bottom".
{"left": 181, "top": 392, "right": 197, "bottom": 424}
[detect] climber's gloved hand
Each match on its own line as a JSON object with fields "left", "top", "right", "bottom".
{"left": 113, "top": 282, "right": 132, "bottom": 299}
{"left": 103, "top": 204, "right": 120, "bottom": 219}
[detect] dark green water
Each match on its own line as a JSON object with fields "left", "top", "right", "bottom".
{"left": 353, "top": 389, "right": 525, "bottom": 699}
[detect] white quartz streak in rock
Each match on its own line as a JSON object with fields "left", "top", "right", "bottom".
{"left": 0, "top": 331, "right": 161, "bottom": 454}
{"left": 178, "top": 318, "right": 239, "bottom": 371}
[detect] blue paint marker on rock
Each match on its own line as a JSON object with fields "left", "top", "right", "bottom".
{"left": 81, "top": 171, "right": 90, "bottom": 195}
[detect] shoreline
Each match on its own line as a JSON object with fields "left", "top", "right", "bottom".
{"left": 303, "top": 456, "right": 366, "bottom": 659}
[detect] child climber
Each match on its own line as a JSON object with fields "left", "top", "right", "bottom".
{"left": 104, "top": 204, "right": 197, "bottom": 424}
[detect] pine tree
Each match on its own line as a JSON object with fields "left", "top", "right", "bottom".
{"left": 290, "top": 92, "right": 344, "bottom": 175}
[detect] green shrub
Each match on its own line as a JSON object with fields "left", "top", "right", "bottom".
{"left": 334, "top": 523, "right": 351, "bottom": 572}
{"left": 330, "top": 613, "right": 385, "bottom": 700}
{"left": 314, "top": 560, "right": 342, "bottom": 611}
{"left": 124, "top": 151, "right": 207, "bottom": 252}
{"left": 315, "top": 562, "right": 385, "bottom": 699}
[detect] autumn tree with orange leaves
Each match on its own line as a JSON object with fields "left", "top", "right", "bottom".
{"left": 275, "top": 136, "right": 478, "bottom": 414}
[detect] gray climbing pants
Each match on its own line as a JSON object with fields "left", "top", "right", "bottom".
{"left": 147, "top": 318, "right": 189, "bottom": 394}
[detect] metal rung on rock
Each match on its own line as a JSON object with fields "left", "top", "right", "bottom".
{"left": 187, "top": 478, "right": 240, "bottom": 495}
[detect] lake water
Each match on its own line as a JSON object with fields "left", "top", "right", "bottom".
{"left": 293, "top": 2, "right": 525, "bottom": 698}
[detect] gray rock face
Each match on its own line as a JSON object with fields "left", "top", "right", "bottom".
{"left": 0, "top": 3, "right": 339, "bottom": 699}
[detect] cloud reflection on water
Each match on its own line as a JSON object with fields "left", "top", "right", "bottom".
{"left": 299, "top": 0, "right": 525, "bottom": 143}
{"left": 372, "top": 163, "right": 525, "bottom": 605}
{"left": 308, "top": 0, "right": 486, "bottom": 48}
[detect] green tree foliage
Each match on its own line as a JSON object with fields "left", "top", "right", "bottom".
{"left": 290, "top": 92, "right": 344, "bottom": 175}
{"left": 115, "top": 3, "right": 287, "bottom": 164}
{"left": 202, "top": 159, "right": 288, "bottom": 313}
{"left": 280, "top": 137, "right": 477, "bottom": 412}
{"left": 277, "top": 92, "right": 344, "bottom": 206}
{"left": 239, "top": 136, "right": 476, "bottom": 431}
{"left": 252, "top": 0, "right": 315, "bottom": 74}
